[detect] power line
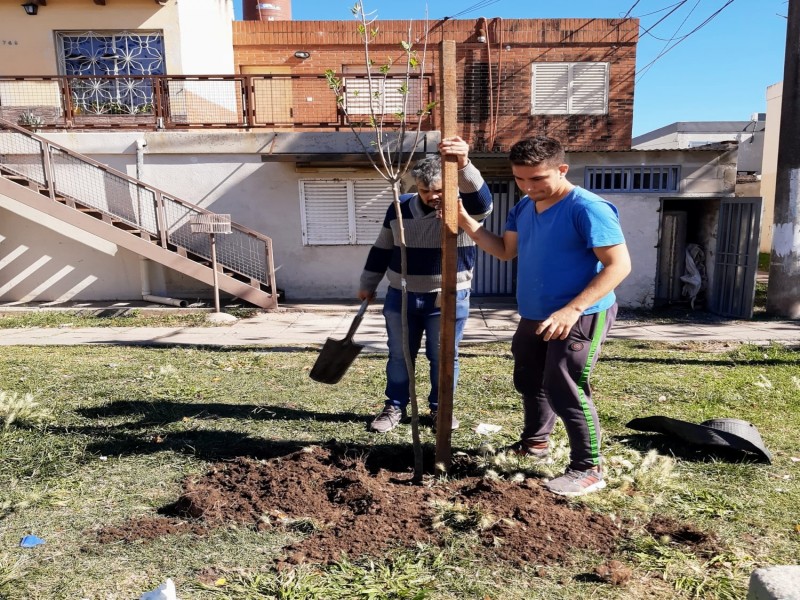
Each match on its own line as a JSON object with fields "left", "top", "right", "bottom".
{"left": 636, "top": 0, "right": 736, "bottom": 82}
{"left": 442, "top": 0, "right": 502, "bottom": 20}
{"left": 637, "top": 0, "right": 701, "bottom": 78}
{"left": 622, "top": 0, "right": 642, "bottom": 19}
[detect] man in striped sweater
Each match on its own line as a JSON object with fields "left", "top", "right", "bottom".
{"left": 358, "top": 136, "right": 493, "bottom": 433}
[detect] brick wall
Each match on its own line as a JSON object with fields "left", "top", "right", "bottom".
{"left": 233, "top": 17, "right": 638, "bottom": 151}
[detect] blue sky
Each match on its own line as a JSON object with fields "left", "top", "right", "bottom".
{"left": 233, "top": 1, "right": 788, "bottom": 137}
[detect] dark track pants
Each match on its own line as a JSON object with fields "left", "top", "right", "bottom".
{"left": 510, "top": 304, "right": 617, "bottom": 471}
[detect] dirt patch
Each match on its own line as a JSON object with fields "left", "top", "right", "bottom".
{"left": 95, "top": 445, "right": 620, "bottom": 566}
{"left": 645, "top": 515, "right": 721, "bottom": 555}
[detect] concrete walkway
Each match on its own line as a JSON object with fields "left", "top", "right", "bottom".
{"left": 1, "top": 300, "right": 798, "bottom": 349}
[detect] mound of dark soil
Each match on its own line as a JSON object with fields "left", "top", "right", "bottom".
{"left": 96, "top": 445, "right": 620, "bottom": 566}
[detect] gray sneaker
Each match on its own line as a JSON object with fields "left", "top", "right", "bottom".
{"left": 430, "top": 411, "right": 460, "bottom": 432}
{"left": 369, "top": 405, "right": 406, "bottom": 433}
{"left": 544, "top": 468, "right": 606, "bottom": 497}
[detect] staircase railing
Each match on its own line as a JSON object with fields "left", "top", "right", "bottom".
{"left": 0, "top": 117, "right": 278, "bottom": 306}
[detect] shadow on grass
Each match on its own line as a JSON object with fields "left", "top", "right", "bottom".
{"left": 64, "top": 427, "right": 452, "bottom": 475}
{"left": 68, "top": 400, "right": 469, "bottom": 474}
{"left": 610, "top": 433, "right": 767, "bottom": 464}
{"left": 77, "top": 400, "right": 368, "bottom": 427}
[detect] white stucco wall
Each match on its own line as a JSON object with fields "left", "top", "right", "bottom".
{"left": 0, "top": 0, "right": 234, "bottom": 76}
{"left": 0, "top": 132, "right": 737, "bottom": 305}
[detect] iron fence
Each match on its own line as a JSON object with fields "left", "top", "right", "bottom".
{"left": 0, "top": 118, "right": 278, "bottom": 297}
{"left": 0, "top": 74, "right": 435, "bottom": 131}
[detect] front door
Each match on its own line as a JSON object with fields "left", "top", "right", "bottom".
{"left": 472, "top": 179, "right": 517, "bottom": 296}
{"left": 241, "top": 66, "right": 293, "bottom": 126}
{"left": 709, "top": 197, "right": 762, "bottom": 318}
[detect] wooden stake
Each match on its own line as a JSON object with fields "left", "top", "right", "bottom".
{"left": 435, "top": 39, "right": 458, "bottom": 474}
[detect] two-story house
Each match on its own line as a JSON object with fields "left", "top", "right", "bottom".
{"left": 0, "top": 0, "right": 760, "bottom": 317}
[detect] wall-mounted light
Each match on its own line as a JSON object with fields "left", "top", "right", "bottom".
{"left": 294, "top": 51, "right": 311, "bottom": 60}
{"left": 21, "top": 1, "right": 39, "bottom": 15}
{"left": 476, "top": 28, "right": 486, "bottom": 43}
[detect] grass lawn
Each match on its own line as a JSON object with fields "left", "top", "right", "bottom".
{"left": 0, "top": 307, "right": 260, "bottom": 329}
{"left": 1, "top": 340, "right": 798, "bottom": 599}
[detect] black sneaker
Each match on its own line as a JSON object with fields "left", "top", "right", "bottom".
{"left": 430, "top": 410, "right": 460, "bottom": 432}
{"left": 507, "top": 440, "right": 550, "bottom": 459}
{"left": 369, "top": 405, "right": 406, "bottom": 433}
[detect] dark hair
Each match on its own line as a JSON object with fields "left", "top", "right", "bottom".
{"left": 509, "top": 136, "right": 565, "bottom": 167}
{"left": 411, "top": 155, "right": 442, "bottom": 187}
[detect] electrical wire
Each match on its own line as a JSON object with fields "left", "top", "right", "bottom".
{"left": 442, "top": 0, "right": 501, "bottom": 20}
{"left": 622, "top": 0, "right": 642, "bottom": 19}
{"left": 635, "top": 0, "right": 736, "bottom": 82}
{"left": 637, "top": 0, "right": 701, "bottom": 76}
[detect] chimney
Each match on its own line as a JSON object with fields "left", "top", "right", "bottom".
{"left": 243, "top": 0, "right": 292, "bottom": 21}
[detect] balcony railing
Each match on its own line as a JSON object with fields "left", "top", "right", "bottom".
{"left": 0, "top": 74, "right": 436, "bottom": 131}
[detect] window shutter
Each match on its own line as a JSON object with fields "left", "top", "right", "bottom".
{"left": 532, "top": 63, "right": 569, "bottom": 114}
{"left": 570, "top": 63, "right": 608, "bottom": 114}
{"left": 300, "top": 181, "right": 351, "bottom": 245}
{"left": 353, "top": 180, "right": 392, "bottom": 243}
{"left": 344, "top": 78, "right": 378, "bottom": 115}
{"left": 345, "top": 78, "right": 421, "bottom": 115}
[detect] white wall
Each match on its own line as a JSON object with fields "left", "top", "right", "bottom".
{"left": 0, "top": 132, "right": 737, "bottom": 305}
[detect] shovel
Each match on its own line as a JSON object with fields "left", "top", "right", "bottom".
{"left": 309, "top": 299, "right": 370, "bottom": 384}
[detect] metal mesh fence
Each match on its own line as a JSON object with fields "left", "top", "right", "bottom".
{"left": 161, "top": 196, "right": 268, "bottom": 282}
{"left": 1, "top": 121, "right": 275, "bottom": 294}
{"left": 49, "top": 148, "right": 160, "bottom": 234}
{"left": 0, "top": 78, "right": 64, "bottom": 128}
{"left": 0, "top": 125, "right": 47, "bottom": 185}
{"left": 1, "top": 75, "right": 433, "bottom": 130}
{"left": 165, "top": 78, "right": 244, "bottom": 126}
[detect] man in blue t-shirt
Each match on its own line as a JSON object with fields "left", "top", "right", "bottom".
{"left": 458, "top": 136, "right": 631, "bottom": 497}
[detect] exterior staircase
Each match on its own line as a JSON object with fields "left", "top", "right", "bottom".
{"left": 0, "top": 118, "right": 278, "bottom": 309}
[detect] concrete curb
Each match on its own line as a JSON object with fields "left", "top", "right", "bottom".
{"left": 748, "top": 566, "right": 800, "bottom": 599}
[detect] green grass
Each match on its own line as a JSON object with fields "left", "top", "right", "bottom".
{"left": 758, "top": 252, "right": 770, "bottom": 272}
{"left": 1, "top": 341, "right": 799, "bottom": 599}
{"left": 0, "top": 307, "right": 259, "bottom": 328}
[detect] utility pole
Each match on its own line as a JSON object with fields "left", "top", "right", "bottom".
{"left": 767, "top": 0, "right": 800, "bottom": 318}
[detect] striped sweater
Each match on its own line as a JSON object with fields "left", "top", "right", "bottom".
{"left": 359, "top": 162, "right": 493, "bottom": 294}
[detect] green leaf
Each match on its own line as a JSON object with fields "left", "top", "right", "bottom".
{"left": 400, "top": 40, "right": 412, "bottom": 51}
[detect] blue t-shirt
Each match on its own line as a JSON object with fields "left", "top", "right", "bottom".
{"left": 505, "top": 187, "right": 625, "bottom": 321}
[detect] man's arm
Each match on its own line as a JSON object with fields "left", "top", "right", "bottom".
{"left": 536, "top": 243, "right": 632, "bottom": 341}
{"left": 457, "top": 199, "right": 518, "bottom": 260}
{"left": 440, "top": 136, "right": 493, "bottom": 219}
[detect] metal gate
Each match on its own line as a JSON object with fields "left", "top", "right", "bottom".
{"left": 472, "top": 179, "right": 517, "bottom": 296}
{"left": 709, "top": 197, "right": 762, "bottom": 318}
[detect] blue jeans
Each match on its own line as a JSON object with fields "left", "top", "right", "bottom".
{"left": 382, "top": 287, "right": 470, "bottom": 411}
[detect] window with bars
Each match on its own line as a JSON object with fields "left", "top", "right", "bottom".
{"left": 57, "top": 31, "right": 165, "bottom": 114}
{"left": 299, "top": 179, "right": 393, "bottom": 245}
{"left": 584, "top": 166, "right": 681, "bottom": 193}
{"left": 531, "top": 62, "right": 608, "bottom": 115}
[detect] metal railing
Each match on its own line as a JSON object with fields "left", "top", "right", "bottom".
{"left": 0, "top": 74, "right": 435, "bottom": 131}
{"left": 0, "top": 117, "right": 278, "bottom": 302}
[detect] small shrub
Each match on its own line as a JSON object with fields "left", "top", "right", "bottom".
{"left": 0, "top": 390, "right": 51, "bottom": 429}
{"left": 17, "top": 111, "right": 44, "bottom": 130}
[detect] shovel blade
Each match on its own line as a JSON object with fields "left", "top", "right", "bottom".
{"left": 309, "top": 337, "right": 364, "bottom": 384}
